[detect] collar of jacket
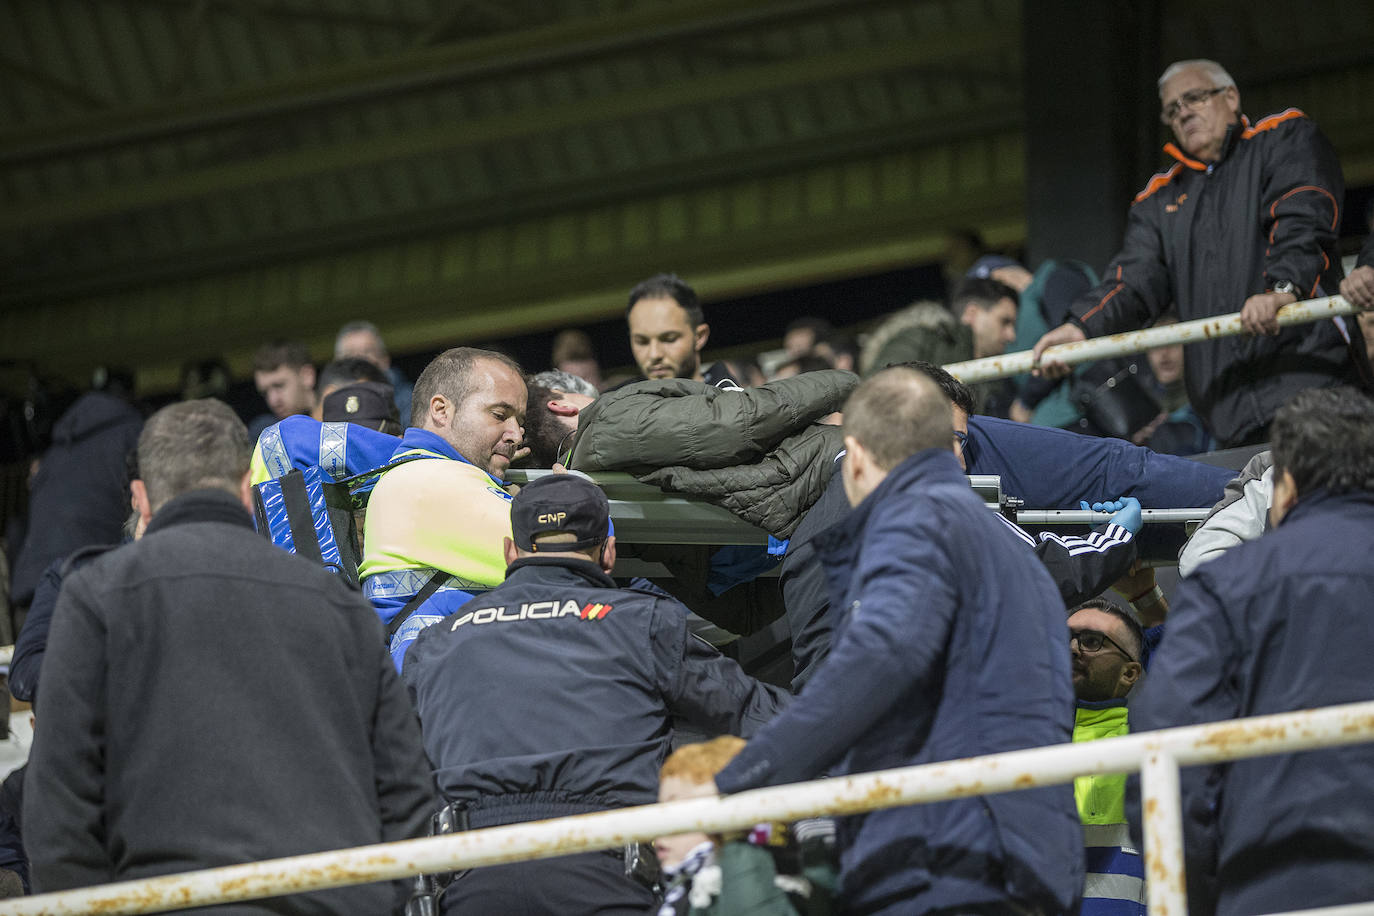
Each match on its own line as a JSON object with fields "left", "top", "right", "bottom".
{"left": 146, "top": 488, "right": 254, "bottom": 536}
{"left": 1076, "top": 697, "right": 1128, "bottom": 712}
{"left": 811, "top": 447, "right": 966, "bottom": 583}
{"left": 1281, "top": 487, "right": 1374, "bottom": 528}
{"left": 505, "top": 554, "right": 618, "bottom": 589}
{"left": 1163, "top": 115, "right": 1245, "bottom": 172}
{"left": 391, "top": 426, "right": 506, "bottom": 486}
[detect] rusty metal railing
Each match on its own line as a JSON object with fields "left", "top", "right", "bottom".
{"left": 944, "top": 294, "right": 1366, "bottom": 384}
{"left": 10, "top": 699, "right": 1374, "bottom": 916}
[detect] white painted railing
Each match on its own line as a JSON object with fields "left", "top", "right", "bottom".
{"left": 10, "top": 700, "right": 1374, "bottom": 916}
{"left": 944, "top": 294, "right": 1366, "bottom": 384}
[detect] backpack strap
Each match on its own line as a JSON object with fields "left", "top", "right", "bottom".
{"left": 278, "top": 469, "right": 325, "bottom": 565}
{"left": 385, "top": 570, "right": 452, "bottom": 640}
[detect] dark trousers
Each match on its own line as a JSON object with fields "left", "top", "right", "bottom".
{"left": 442, "top": 850, "right": 655, "bottom": 916}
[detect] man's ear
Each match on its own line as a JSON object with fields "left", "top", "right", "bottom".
{"left": 237, "top": 471, "right": 254, "bottom": 515}
{"left": 599, "top": 536, "right": 617, "bottom": 574}
{"left": 131, "top": 479, "right": 154, "bottom": 529}
{"left": 958, "top": 302, "right": 979, "bottom": 327}
{"left": 547, "top": 399, "right": 580, "bottom": 418}
{"left": 694, "top": 323, "right": 710, "bottom": 353}
{"left": 427, "top": 394, "right": 452, "bottom": 430}
{"left": 1119, "top": 660, "right": 1143, "bottom": 693}
{"left": 301, "top": 364, "right": 317, "bottom": 390}
{"left": 503, "top": 536, "right": 519, "bottom": 568}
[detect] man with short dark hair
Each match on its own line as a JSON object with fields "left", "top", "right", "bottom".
{"left": 860, "top": 278, "right": 1019, "bottom": 414}
{"left": 1131, "top": 387, "right": 1374, "bottom": 913}
{"left": 404, "top": 474, "right": 788, "bottom": 914}
{"left": 626, "top": 272, "right": 711, "bottom": 382}
{"left": 24, "top": 400, "right": 436, "bottom": 912}
{"left": 712, "top": 366, "right": 1082, "bottom": 915}
{"left": 1033, "top": 59, "right": 1365, "bottom": 447}
{"left": 360, "top": 347, "right": 528, "bottom": 668}
{"left": 1067, "top": 599, "right": 1146, "bottom": 916}
{"left": 253, "top": 339, "right": 317, "bottom": 420}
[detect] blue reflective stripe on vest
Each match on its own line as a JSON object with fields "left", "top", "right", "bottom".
{"left": 259, "top": 423, "right": 292, "bottom": 479}
{"left": 319, "top": 422, "right": 349, "bottom": 479}
{"left": 363, "top": 567, "right": 490, "bottom": 601}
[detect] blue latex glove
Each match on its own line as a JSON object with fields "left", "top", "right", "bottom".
{"left": 1079, "top": 496, "right": 1143, "bottom": 534}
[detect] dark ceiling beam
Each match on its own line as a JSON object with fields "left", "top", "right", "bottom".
{"left": 0, "top": 0, "right": 905, "bottom": 165}
{"left": 0, "top": 25, "right": 1020, "bottom": 235}
{"left": 123, "top": 0, "right": 429, "bottom": 30}
{"left": 0, "top": 54, "right": 112, "bottom": 110}
{"left": 0, "top": 103, "right": 1023, "bottom": 306}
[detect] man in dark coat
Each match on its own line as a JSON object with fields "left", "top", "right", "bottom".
{"left": 1130, "top": 387, "right": 1374, "bottom": 915}
{"left": 9, "top": 388, "right": 142, "bottom": 609}
{"left": 24, "top": 399, "right": 437, "bottom": 914}
{"left": 1034, "top": 59, "right": 1366, "bottom": 447}
{"left": 713, "top": 367, "right": 1082, "bottom": 915}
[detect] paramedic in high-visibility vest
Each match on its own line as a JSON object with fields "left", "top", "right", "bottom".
{"left": 359, "top": 347, "right": 526, "bottom": 670}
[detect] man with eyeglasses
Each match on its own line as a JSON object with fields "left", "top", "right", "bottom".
{"left": 1130, "top": 387, "right": 1374, "bottom": 914}
{"left": 1067, "top": 599, "right": 1146, "bottom": 916}
{"left": 1033, "top": 58, "right": 1367, "bottom": 448}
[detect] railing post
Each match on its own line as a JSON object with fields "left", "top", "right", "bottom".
{"left": 1141, "top": 749, "right": 1188, "bottom": 916}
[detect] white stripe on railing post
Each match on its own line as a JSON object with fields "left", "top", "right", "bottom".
{"left": 1141, "top": 750, "right": 1187, "bottom": 916}
{"left": 942, "top": 295, "right": 1365, "bottom": 385}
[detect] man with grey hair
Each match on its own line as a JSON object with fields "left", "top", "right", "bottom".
{"left": 336, "top": 318, "right": 414, "bottom": 423}
{"left": 24, "top": 399, "right": 437, "bottom": 912}
{"left": 1034, "top": 58, "right": 1366, "bottom": 447}
{"left": 712, "top": 367, "right": 1082, "bottom": 914}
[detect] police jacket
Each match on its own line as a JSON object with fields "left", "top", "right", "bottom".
{"left": 403, "top": 556, "right": 790, "bottom": 825}
{"left": 22, "top": 490, "right": 437, "bottom": 913}
{"left": 1070, "top": 111, "right": 1360, "bottom": 446}
{"left": 570, "top": 370, "right": 857, "bottom": 538}
{"left": 1131, "top": 488, "right": 1374, "bottom": 915}
{"left": 717, "top": 449, "right": 1082, "bottom": 914}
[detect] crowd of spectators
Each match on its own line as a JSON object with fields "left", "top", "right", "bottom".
{"left": 3, "top": 57, "right": 1374, "bottom": 915}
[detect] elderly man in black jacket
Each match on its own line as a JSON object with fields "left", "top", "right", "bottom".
{"left": 24, "top": 399, "right": 437, "bottom": 914}
{"left": 403, "top": 474, "right": 789, "bottom": 915}
{"left": 1130, "top": 387, "right": 1374, "bottom": 915}
{"left": 1034, "top": 58, "right": 1367, "bottom": 447}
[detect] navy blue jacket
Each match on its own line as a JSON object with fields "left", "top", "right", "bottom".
{"left": 9, "top": 392, "right": 141, "bottom": 606}
{"left": 1130, "top": 489, "right": 1374, "bottom": 916}
{"left": 717, "top": 449, "right": 1082, "bottom": 914}
{"left": 403, "top": 557, "right": 789, "bottom": 823}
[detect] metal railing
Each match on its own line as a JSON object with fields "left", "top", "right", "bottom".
{"left": 944, "top": 294, "right": 1367, "bottom": 384}
{"left": 9, "top": 700, "right": 1374, "bottom": 916}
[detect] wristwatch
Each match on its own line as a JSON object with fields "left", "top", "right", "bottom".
{"left": 1270, "top": 280, "right": 1297, "bottom": 296}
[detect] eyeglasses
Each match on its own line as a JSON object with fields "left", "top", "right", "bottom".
{"left": 1160, "top": 86, "right": 1226, "bottom": 124}
{"left": 1069, "top": 628, "right": 1135, "bottom": 662}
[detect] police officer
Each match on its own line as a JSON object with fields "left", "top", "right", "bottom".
{"left": 403, "top": 473, "right": 790, "bottom": 915}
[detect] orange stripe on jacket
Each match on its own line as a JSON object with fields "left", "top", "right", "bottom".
{"left": 1080, "top": 266, "right": 1124, "bottom": 323}
{"left": 1134, "top": 164, "right": 1183, "bottom": 203}
{"left": 1269, "top": 184, "right": 1340, "bottom": 231}
{"left": 1243, "top": 108, "right": 1306, "bottom": 138}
